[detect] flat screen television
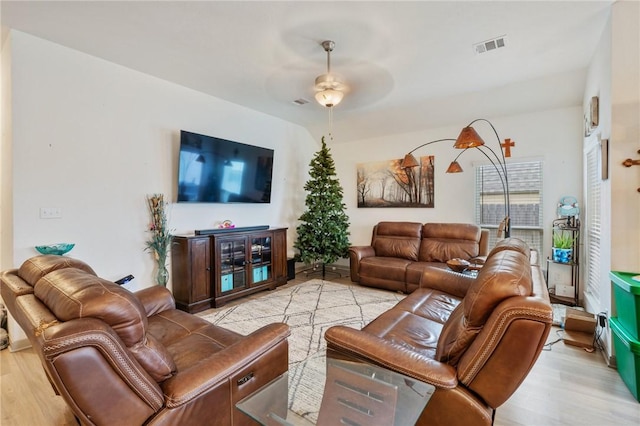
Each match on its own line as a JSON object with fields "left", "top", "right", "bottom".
{"left": 177, "top": 130, "right": 274, "bottom": 203}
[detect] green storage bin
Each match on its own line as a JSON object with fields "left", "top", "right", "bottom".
{"left": 610, "top": 271, "right": 640, "bottom": 340}
{"left": 610, "top": 317, "right": 640, "bottom": 401}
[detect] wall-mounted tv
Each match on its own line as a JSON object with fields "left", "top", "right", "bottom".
{"left": 177, "top": 130, "right": 274, "bottom": 203}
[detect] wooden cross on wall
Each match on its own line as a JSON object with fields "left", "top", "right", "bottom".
{"left": 501, "top": 138, "right": 515, "bottom": 157}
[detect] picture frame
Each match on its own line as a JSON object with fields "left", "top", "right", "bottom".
{"left": 357, "top": 156, "right": 435, "bottom": 208}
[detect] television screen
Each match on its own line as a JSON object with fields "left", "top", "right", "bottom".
{"left": 177, "top": 130, "right": 274, "bottom": 203}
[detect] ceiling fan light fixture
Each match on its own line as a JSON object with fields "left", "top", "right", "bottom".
{"left": 315, "top": 88, "right": 344, "bottom": 108}
{"left": 314, "top": 40, "right": 346, "bottom": 108}
{"left": 315, "top": 73, "right": 346, "bottom": 91}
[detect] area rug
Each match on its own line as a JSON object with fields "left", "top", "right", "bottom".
{"left": 199, "top": 279, "right": 405, "bottom": 422}
{"left": 199, "top": 279, "right": 405, "bottom": 364}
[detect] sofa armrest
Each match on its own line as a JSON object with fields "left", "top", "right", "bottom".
{"left": 161, "top": 322, "right": 290, "bottom": 407}
{"left": 325, "top": 326, "right": 457, "bottom": 389}
{"left": 134, "top": 286, "right": 176, "bottom": 316}
{"left": 348, "top": 246, "right": 375, "bottom": 282}
{"left": 42, "top": 319, "right": 165, "bottom": 414}
{"left": 419, "top": 267, "right": 476, "bottom": 298}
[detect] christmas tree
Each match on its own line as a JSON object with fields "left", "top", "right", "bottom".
{"left": 295, "top": 136, "right": 350, "bottom": 278}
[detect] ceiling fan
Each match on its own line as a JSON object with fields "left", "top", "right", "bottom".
{"left": 314, "top": 40, "right": 348, "bottom": 108}
{"left": 269, "top": 38, "right": 391, "bottom": 113}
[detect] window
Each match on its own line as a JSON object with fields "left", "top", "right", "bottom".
{"left": 476, "top": 161, "right": 543, "bottom": 255}
{"left": 221, "top": 160, "right": 245, "bottom": 195}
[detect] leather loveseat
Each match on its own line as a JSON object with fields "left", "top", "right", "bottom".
{"left": 0, "top": 255, "right": 290, "bottom": 425}
{"left": 326, "top": 238, "right": 552, "bottom": 426}
{"left": 349, "top": 222, "right": 489, "bottom": 293}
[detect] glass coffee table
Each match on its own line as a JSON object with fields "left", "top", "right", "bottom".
{"left": 236, "top": 352, "right": 435, "bottom": 425}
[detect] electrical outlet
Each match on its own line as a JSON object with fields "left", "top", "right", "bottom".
{"left": 597, "top": 311, "right": 608, "bottom": 328}
{"left": 40, "top": 207, "right": 62, "bottom": 219}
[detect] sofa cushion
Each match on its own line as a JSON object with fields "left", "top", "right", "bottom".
{"left": 393, "top": 287, "right": 462, "bottom": 324}
{"left": 435, "top": 250, "right": 532, "bottom": 365}
{"left": 34, "top": 268, "right": 176, "bottom": 381}
{"left": 372, "top": 222, "right": 422, "bottom": 261}
{"left": 360, "top": 257, "right": 413, "bottom": 292}
{"left": 149, "top": 310, "right": 244, "bottom": 374}
{"left": 419, "top": 223, "right": 482, "bottom": 262}
{"left": 362, "top": 309, "right": 441, "bottom": 359}
{"left": 18, "top": 255, "right": 96, "bottom": 287}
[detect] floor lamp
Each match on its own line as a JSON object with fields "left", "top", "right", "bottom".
{"left": 401, "top": 119, "right": 511, "bottom": 238}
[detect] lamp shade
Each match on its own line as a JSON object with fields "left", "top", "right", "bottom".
{"left": 401, "top": 153, "right": 420, "bottom": 168}
{"left": 454, "top": 126, "right": 485, "bottom": 149}
{"left": 315, "top": 88, "right": 344, "bottom": 108}
{"left": 446, "top": 161, "right": 464, "bottom": 173}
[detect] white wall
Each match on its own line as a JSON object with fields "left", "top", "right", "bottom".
{"left": 582, "top": 0, "right": 640, "bottom": 362}
{"left": 331, "top": 108, "right": 584, "bottom": 259}
{"left": 0, "top": 30, "right": 20, "bottom": 347}
{"left": 610, "top": 0, "right": 640, "bottom": 272}
{"left": 583, "top": 4, "right": 613, "bottom": 325}
{"left": 1, "top": 30, "right": 13, "bottom": 270}
{"left": 4, "top": 31, "right": 317, "bottom": 291}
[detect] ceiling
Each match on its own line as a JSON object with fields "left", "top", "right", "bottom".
{"left": 1, "top": 1, "right": 614, "bottom": 143}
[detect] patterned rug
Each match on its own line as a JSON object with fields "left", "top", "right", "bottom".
{"left": 199, "top": 279, "right": 405, "bottom": 422}
{"left": 199, "top": 279, "right": 405, "bottom": 364}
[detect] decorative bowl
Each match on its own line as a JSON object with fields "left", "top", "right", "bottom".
{"left": 446, "top": 258, "right": 471, "bottom": 273}
{"left": 35, "top": 243, "right": 75, "bottom": 256}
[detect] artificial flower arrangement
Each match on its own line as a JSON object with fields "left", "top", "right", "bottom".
{"left": 145, "top": 193, "right": 173, "bottom": 286}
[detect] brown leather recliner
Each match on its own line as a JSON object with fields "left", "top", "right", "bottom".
{"left": 326, "top": 238, "right": 552, "bottom": 426}
{"left": 0, "top": 255, "right": 290, "bottom": 425}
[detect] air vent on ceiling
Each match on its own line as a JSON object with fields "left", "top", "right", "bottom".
{"left": 293, "top": 98, "right": 310, "bottom": 106}
{"left": 473, "top": 35, "right": 507, "bottom": 55}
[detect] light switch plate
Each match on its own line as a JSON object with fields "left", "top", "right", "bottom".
{"left": 40, "top": 207, "right": 62, "bottom": 219}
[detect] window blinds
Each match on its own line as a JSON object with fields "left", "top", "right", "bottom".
{"left": 585, "top": 144, "right": 601, "bottom": 301}
{"left": 476, "top": 161, "right": 543, "bottom": 254}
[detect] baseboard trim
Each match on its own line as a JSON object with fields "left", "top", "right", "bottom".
{"left": 597, "top": 335, "right": 616, "bottom": 368}
{"left": 294, "top": 263, "right": 350, "bottom": 274}
{"left": 10, "top": 338, "right": 31, "bottom": 352}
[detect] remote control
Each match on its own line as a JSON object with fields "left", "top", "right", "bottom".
{"left": 115, "top": 274, "right": 134, "bottom": 285}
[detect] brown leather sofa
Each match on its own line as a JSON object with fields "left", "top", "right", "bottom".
{"left": 0, "top": 255, "right": 290, "bottom": 426}
{"left": 349, "top": 222, "right": 489, "bottom": 293}
{"left": 326, "top": 238, "right": 552, "bottom": 426}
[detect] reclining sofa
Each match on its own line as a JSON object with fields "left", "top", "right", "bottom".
{"left": 349, "top": 222, "right": 489, "bottom": 293}
{"left": 327, "top": 238, "right": 553, "bottom": 426}
{"left": 0, "top": 255, "right": 290, "bottom": 425}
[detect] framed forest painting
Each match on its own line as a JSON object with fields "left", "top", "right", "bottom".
{"left": 357, "top": 156, "right": 435, "bottom": 207}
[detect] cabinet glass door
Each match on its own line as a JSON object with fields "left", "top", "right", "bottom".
{"left": 250, "top": 236, "right": 272, "bottom": 285}
{"left": 220, "top": 239, "right": 246, "bottom": 292}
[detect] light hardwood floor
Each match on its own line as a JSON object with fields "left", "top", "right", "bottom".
{"left": 1, "top": 274, "right": 639, "bottom": 425}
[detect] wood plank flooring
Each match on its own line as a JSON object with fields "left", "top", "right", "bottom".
{"left": 1, "top": 274, "right": 639, "bottom": 425}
